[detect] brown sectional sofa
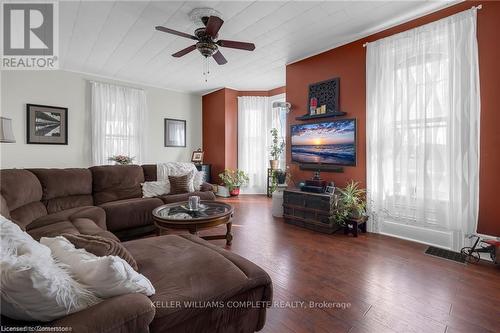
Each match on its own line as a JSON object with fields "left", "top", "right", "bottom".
{"left": 0, "top": 164, "right": 216, "bottom": 239}
{"left": 0, "top": 164, "right": 273, "bottom": 333}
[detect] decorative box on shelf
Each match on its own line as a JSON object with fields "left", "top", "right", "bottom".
{"left": 282, "top": 188, "right": 340, "bottom": 234}
{"left": 296, "top": 77, "right": 346, "bottom": 121}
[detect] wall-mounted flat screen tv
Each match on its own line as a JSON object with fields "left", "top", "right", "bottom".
{"left": 291, "top": 119, "right": 356, "bottom": 166}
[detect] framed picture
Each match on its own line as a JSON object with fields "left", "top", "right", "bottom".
{"left": 191, "top": 149, "right": 204, "bottom": 163}
{"left": 27, "top": 104, "right": 68, "bottom": 145}
{"left": 325, "top": 186, "right": 336, "bottom": 195}
{"left": 164, "top": 118, "right": 186, "bottom": 147}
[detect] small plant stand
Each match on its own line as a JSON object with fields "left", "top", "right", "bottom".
{"left": 343, "top": 216, "right": 368, "bottom": 237}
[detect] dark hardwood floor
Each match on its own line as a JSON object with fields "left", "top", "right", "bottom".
{"left": 197, "top": 195, "right": 500, "bottom": 333}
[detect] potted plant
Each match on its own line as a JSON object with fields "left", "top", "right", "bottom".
{"left": 269, "top": 128, "right": 285, "bottom": 170}
{"left": 330, "top": 180, "right": 367, "bottom": 226}
{"left": 108, "top": 155, "right": 134, "bottom": 165}
{"left": 218, "top": 169, "right": 250, "bottom": 196}
{"left": 274, "top": 169, "right": 287, "bottom": 185}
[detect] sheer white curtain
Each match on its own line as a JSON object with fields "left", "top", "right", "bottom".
{"left": 238, "top": 95, "right": 285, "bottom": 194}
{"left": 270, "top": 93, "right": 287, "bottom": 168}
{"left": 90, "top": 81, "right": 147, "bottom": 165}
{"left": 366, "top": 8, "right": 480, "bottom": 251}
{"left": 238, "top": 96, "right": 270, "bottom": 194}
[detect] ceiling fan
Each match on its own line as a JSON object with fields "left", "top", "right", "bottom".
{"left": 155, "top": 15, "right": 255, "bottom": 65}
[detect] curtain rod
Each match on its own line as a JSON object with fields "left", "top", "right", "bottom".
{"left": 88, "top": 80, "right": 145, "bottom": 92}
{"left": 362, "top": 4, "right": 482, "bottom": 48}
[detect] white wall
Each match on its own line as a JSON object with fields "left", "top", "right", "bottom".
{"left": 0, "top": 70, "right": 202, "bottom": 168}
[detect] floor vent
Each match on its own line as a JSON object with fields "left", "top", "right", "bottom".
{"left": 425, "top": 246, "right": 466, "bottom": 264}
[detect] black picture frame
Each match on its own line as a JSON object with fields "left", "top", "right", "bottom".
{"left": 164, "top": 118, "right": 186, "bottom": 147}
{"left": 325, "top": 186, "right": 336, "bottom": 194}
{"left": 27, "top": 104, "right": 68, "bottom": 145}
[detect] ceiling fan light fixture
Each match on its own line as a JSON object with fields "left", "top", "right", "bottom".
{"left": 197, "top": 42, "right": 218, "bottom": 58}
{"left": 189, "top": 8, "right": 222, "bottom": 27}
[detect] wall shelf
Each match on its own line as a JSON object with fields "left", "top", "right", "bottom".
{"left": 295, "top": 111, "right": 346, "bottom": 121}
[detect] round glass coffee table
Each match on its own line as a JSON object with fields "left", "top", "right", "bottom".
{"left": 152, "top": 201, "right": 234, "bottom": 245}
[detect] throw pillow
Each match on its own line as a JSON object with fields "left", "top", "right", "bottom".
{"left": 193, "top": 170, "right": 205, "bottom": 191}
{"left": 0, "top": 215, "right": 50, "bottom": 258}
{"left": 169, "top": 174, "right": 191, "bottom": 194}
{"left": 142, "top": 181, "right": 169, "bottom": 198}
{"left": 61, "top": 233, "right": 138, "bottom": 271}
{"left": 40, "top": 236, "right": 155, "bottom": 298}
{"left": 0, "top": 217, "right": 98, "bottom": 322}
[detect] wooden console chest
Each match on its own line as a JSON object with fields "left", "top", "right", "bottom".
{"left": 282, "top": 189, "right": 340, "bottom": 234}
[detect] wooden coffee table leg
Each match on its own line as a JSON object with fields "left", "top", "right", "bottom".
{"left": 189, "top": 225, "right": 198, "bottom": 236}
{"left": 226, "top": 222, "right": 233, "bottom": 246}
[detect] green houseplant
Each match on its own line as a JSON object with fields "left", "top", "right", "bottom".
{"left": 330, "top": 180, "right": 367, "bottom": 226}
{"left": 108, "top": 155, "right": 134, "bottom": 165}
{"left": 269, "top": 128, "right": 285, "bottom": 170}
{"left": 218, "top": 169, "right": 250, "bottom": 196}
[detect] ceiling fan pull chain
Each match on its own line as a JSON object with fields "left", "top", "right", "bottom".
{"left": 203, "top": 57, "right": 209, "bottom": 82}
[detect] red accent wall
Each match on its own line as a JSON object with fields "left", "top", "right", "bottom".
{"left": 202, "top": 89, "right": 226, "bottom": 183}
{"left": 286, "top": 1, "right": 500, "bottom": 236}
{"left": 202, "top": 86, "right": 286, "bottom": 183}
{"left": 225, "top": 88, "right": 239, "bottom": 171}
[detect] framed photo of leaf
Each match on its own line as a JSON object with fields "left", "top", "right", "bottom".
{"left": 27, "top": 104, "right": 68, "bottom": 145}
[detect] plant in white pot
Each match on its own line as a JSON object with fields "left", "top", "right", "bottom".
{"left": 269, "top": 128, "right": 285, "bottom": 170}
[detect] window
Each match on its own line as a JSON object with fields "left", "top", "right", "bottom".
{"left": 90, "top": 82, "right": 146, "bottom": 165}
{"left": 366, "top": 9, "right": 480, "bottom": 250}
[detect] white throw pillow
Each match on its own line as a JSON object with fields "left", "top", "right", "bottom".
{"left": 186, "top": 170, "right": 196, "bottom": 192}
{"left": 142, "top": 181, "right": 169, "bottom": 198}
{"left": 0, "top": 217, "right": 98, "bottom": 322}
{"left": 193, "top": 170, "right": 205, "bottom": 191}
{"left": 40, "top": 236, "right": 155, "bottom": 298}
{"left": 157, "top": 162, "right": 201, "bottom": 193}
{"left": 0, "top": 215, "right": 50, "bottom": 258}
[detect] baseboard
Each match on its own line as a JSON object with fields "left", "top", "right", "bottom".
{"left": 380, "top": 220, "right": 455, "bottom": 250}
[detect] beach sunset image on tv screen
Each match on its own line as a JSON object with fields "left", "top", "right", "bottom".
{"left": 291, "top": 119, "right": 356, "bottom": 166}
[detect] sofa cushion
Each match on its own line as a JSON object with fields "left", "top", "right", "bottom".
{"left": 25, "top": 206, "right": 117, "bottom": 241}
{"left": 62, "top": 233, "right": 138, "bottom": 271}
{"left": 0, "top": 169, "right": 43, "bottom": 211}
{"left": 1, "top": 194, "right": 10, "bottom": 218}
{"left": 142, "top": 164, "right": 157, "bottom": 182}
{"left": 158, "top": 191, "right": 216, "bottom": 204}
{"left": 28, "top": 218, "right": 118, "bottom": 242}
{"left": 29, "top": 168, "right": 93, "bottom": 214}
{"left": 90, "top": 165, "right": 144, "bottom": 205}
{"left": 99, "top": 197, "right": 163, "bottom": 232}
{"left": 9, "top": 202, "right": 47, "bottom": 231}
{"left": 47, "top": 293, "right": 155, "bottom": 333}
{"left": 123, "top": 235, "right": 272, "bottom": 332}
{"left": 27, "top": 206, "right": 107, "bottom": 231}
{"left": 0, "top": 169, "right": 47, "bottom": 229}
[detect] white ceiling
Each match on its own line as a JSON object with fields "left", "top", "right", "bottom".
{"left": 59, "top": 0, "right": 459, "bottom": 94}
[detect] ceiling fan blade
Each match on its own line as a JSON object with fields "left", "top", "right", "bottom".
{"left": 212, "top": 51, "right": 227, "bottom": 65}
{"left": 217, "top": 40, "right": 255, "bottom": 51}
{"left": 205, "top": 16, "right": 224, "bottom": 38}
{"left": 155, "top": 26, "right": 197, "bottom": 40}
{"left": 172, "top": 45, "right": 197, "bottom": 58}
